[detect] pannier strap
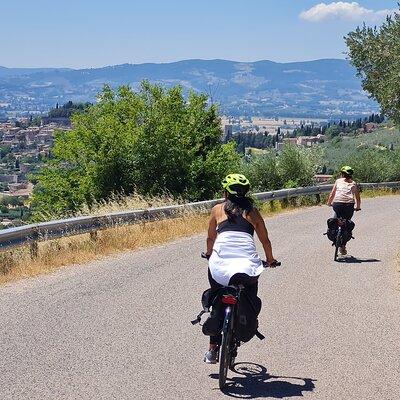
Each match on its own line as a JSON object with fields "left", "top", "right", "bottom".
{"left": 255, "top": 330, "right": 265, "bottom": 340}
{"left": 191, "top": 310, "right": 206, "bottom": 325}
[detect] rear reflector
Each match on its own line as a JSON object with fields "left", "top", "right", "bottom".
{"left": 222, "top": 295, "right": 237, "bottom": 305}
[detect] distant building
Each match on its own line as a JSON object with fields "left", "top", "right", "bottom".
{"left": 0, "top": 174, "right": 18, "bottom": 183}
{"left": 297, "top": 136, "right": 321, "bottom": 147}
{"left": 283, "top": 138, "right": 297, "bottom": 145}
{"left": 314, "top": 174, "right": 333, "bottom": 184}
{"left": 364, "top": 122, "right": 378, "bottom": 133}
{"left": 275, "top": 142, "right": 285, "bottom": 151}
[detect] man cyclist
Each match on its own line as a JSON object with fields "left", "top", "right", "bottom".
{"left": 327, "top": 166, "right": 361, "bottom": 255}
{"left": 203, "top": 174, "right": 277, "bottom": 363}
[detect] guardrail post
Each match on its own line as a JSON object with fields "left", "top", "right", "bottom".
{"left": 30, "top": 241, "right": 38, "bottom": 259}
{"left": 90, "top": 231, "right": 98, "bottom": 241}
{"left": 315, "top": 193, "right": 321, "bottom": 204}
{"left": 29, "top": 227, "right": 39, "bottom": 259}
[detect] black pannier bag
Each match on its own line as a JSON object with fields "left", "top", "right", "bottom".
{"left": 192, "top": 286, "right": 265, "bottom": 342}
{"left": 342, "top": 220, "right": 355, "bottom": 243}
{"left": 235, "top": 291, "right": 262, "bottom": 343}
{"left": 326, "top": 218, "right": 338, "bottom": 242}
{"left": 326, "top": 218, "right": 355, "bottom": 244}
{"left": 201, "top": 287, "right": 236, "bottom": 336}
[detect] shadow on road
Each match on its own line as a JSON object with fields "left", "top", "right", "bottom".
{"left": 209, "top": 362, "right": 316, "bottom": 398}
{"left": 337, "top": 256, "right": 381, "bottom": 264}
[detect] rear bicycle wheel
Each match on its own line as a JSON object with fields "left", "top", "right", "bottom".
{"left": 334, "top": 228, "right": 342, "bottom": 261}
{"left": 219, "top": 306, "right": 233, "bottom": 389}
{"left": 334, "top": 244, "right": 339, "bottom": 261}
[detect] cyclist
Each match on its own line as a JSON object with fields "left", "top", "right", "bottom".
{"left": 327, "top": 166, "right": 361, "bottom": 255}
{"left": 203, "top": 173, "right": 277, "bottom": 363}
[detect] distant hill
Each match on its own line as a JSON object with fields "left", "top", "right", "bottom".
{"left": 0, "top": 59, "right": 378, "bottom": 118}
{"left": 0, "top": 66, "right": 72, "bottom": 77}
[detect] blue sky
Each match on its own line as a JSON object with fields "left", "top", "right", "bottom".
{"left": 0, "top": 0, "right": 397, "bottom": 68}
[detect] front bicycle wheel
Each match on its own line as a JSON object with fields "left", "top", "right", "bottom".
{"left": 219, "top": 306, "right": 233, "bottom": 389}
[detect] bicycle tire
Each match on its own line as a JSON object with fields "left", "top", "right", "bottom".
{"left": 334, "top": 244, "right": 339, "bottom": 261}
{"left": 334, "top": 228, "right": 342, "bottom": 261}
{"left": 219, "top": 306, "right": 233, "bottom": 389}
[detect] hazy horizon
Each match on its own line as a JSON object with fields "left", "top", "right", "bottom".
{"left": 1, "top": 56, "right": 350, "bottom": 70}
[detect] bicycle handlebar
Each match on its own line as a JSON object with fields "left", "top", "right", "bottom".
{"left": 263, "top": 260, "right": 281, "bottom": 268}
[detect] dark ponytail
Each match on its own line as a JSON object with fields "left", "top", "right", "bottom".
{"left": 224, "top": 194, "right": 254, "bottom": 221}
{"left": 341, "top": 172, "right": 352, "bottom": 179}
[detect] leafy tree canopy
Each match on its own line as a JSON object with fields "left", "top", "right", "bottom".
{"left": 346, "top": 9, "right": 400, "bottom": 125}
{"left": 31, "top": 82, "right": 240, "bottom": 219}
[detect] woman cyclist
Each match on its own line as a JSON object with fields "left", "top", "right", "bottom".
{"left": 203, "top": 174, "right": 277, "bottom": 364}
{"left": 327, "top": 166, "right": 361, "bottom": 255}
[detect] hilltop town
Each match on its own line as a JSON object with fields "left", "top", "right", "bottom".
{"left": 0, "top": 116, "right": 71, "bottom": 228}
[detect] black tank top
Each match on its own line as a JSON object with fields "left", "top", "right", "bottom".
{"left": 217, "top": 214, "right": 255, "bottom": 236}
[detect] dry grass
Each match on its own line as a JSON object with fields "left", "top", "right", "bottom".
{"left": 80, "top": 192, "right": 184, "bottom": 215}
{"left": 0, "top": 188, "right": 398, "bottom": 285}
{"left": 360, "top": 187, "right": 399, "bottom": 199}
{"left": 0, "top": 212, "right": 209, "bottom": 285}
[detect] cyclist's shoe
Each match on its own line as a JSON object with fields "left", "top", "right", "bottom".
{"left": 204, "top": 348, "right": 219, "bottom": 364}
{"left": 339, "top": 246, "right": 347, "bottom": 255}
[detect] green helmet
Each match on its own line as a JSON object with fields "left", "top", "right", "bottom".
{"left": 222, "top": 174, "right": 250, "bottom": 196}
{"left": 341, "top": 165, "right": 354, "bottom": 176}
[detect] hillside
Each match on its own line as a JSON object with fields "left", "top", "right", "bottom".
{"left": 0, "top": 59, "right": 378, "bottom": 118}
{"left": 321, "top": 124, "right": 400, "bottom": 174}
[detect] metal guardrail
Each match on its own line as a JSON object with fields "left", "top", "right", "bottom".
{"left": 0, "top": 182, "right": 399, "bottom": 253}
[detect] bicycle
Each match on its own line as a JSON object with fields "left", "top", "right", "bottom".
{"left": 331, "top": 217, "right": 357, "bottom": 261}
{"left": 333, "top": 217, "right": 347, "bottom": 261}
{"left": 326, "top": 206, "right": 359, "bottom": 261}
{"left": 201, "top": 253, "right": 281, "bottom": 389}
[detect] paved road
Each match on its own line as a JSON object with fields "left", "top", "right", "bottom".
{"left": 0, "top": 196, "right": 399, "bottom": 400}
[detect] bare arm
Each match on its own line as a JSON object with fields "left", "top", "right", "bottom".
{"left": 327, "top": 182, "right": 337, "bottom": 206}
{"left": 206, "top": 206, "right": 218, "bottom": 256}
{"left": 247, "top": 208, "right": 275, "bottom": 264}
{"left": 354, "top": 184, "right": 361, "bottom": 210}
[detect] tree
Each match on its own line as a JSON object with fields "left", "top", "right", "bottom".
{"left": 240, "top": 152, "right": 282, "bottom": 191}
{"left": 31, "top": 83, "right": 240, "bottom": 219}
{"left": 277, "top": 145, "right": 315, "bottom": 188}
{"left": 48, "top": 101, "right": 91, "bottom": 118}
{"left": 345, "top": 9, "right": 400, "bottom": 125}
{"left": 326, "top": 125, "right": 342, "bottom": 138}
{"left": 0, "top": 145, "right": 11, "bottom": 159}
